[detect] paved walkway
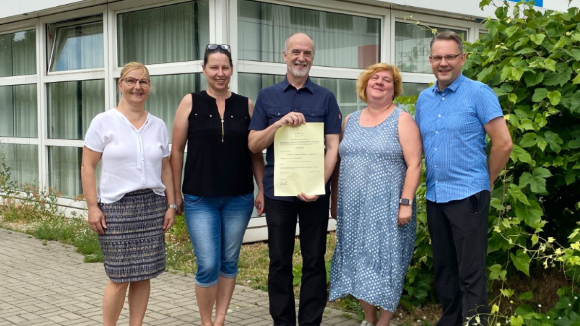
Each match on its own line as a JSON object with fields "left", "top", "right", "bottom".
{"left": 0, "top": 228, "right": 359, "bottom": 326}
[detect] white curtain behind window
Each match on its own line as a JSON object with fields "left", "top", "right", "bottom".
{"left": 49, "top": 146, "right": 82, "bottom": 198}
{"left": 48, "top": 80, "right": 104, "bottom": 140}
{"left": 0, "top": 30, "right": 35, "bottom": 77}
{"left": 1, "top": 144, "right": 38, "bottom": 189}
{"left": 117, "top": 1, "right": 209, "bottom": 66}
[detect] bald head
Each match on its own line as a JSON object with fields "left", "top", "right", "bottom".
{"left": 284, "top": 33, "right": 315, "bottom": 55}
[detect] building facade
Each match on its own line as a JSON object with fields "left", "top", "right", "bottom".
{"left": 0, "top": 0, "right": 576, "bottom": 239}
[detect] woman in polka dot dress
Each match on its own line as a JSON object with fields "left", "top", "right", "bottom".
{"left": 329, "top": 63, "right": 423, "bottom": 326}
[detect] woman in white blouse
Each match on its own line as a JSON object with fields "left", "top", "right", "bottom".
{"left": 81, "top": 62, "right": 176, "bottom": 326}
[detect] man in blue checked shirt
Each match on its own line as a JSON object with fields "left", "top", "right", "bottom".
{"left": 415, "top": 31, "right": 513, "bottom": 326}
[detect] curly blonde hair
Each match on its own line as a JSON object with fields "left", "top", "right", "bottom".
{"left": 356, "top": 63, "right": 403, "bottom": 103}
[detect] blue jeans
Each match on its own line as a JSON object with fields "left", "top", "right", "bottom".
{"left": 183, "top": 193, "right": 254, "bottom": 287}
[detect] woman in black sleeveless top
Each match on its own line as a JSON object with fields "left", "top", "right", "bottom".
{"left": 170, "top": 44, "right": 265, "bottom": 326}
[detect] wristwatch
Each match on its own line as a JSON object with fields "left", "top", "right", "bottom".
{"left": 399, "top": 198, "right": 413, "bottom": 206}
{"left": 168, "top": 204, "right": 179, "bottom": 211}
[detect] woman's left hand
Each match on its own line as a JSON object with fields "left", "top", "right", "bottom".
{"left": 163, "top": 208, "right": 176, "bottom": 233}
{"left": 398, "top": 205, "right": 412, "bottom": 226}
{"left": 255, "top": 190, "right": 265, "bottom": 216}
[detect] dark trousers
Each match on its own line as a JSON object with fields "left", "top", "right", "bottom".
{"left": 427, "top": 190, "right": 490, "bottom": 326}
{"left": 264, "top": 196, "right": 330, "bottom": 326}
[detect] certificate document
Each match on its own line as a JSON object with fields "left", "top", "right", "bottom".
{"left": 274, "top": 123, "right": 325, "bottom": 196}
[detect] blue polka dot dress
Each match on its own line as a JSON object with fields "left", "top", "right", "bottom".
{"left": 329, "top": 108, "right": 416, "bottom": 312}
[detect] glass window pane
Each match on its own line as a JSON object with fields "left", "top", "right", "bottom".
{"left": 117, "top": 1, "right": 210, "bottom": 66}
{"left": 48, "top": 16, "right": 104, "bottom": 72}
{"left": 395, "top": 22, "right": 466, "bottom": 73}
{"left": 238, "top": 73, "right": 364, "bottom": 118}
{"left": 403, "top": 82, "right": 429, "bottom": 97}
{"left": 0, "top": 84, "right": 37, "bottom": 137}
{"left": 143, "top": 74, "right": 204, "bottom": 139}
{"left": 1, "top": 144, "right": 38, "bottom": 189}
{"left": 238, "top": 0, "right": 380, "bottom": 69}
{"left": 0, "top": 30, "right": 36, "bottom": 77}
{"left": 48, "top": 80, "right": 105, "bottom": 140}
{"left": 49, "top": 146, "right": 82, "bottom": 198}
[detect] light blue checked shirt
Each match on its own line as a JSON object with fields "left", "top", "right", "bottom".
{"left": 415, "top": 74, "right": 503, "bottom": 203}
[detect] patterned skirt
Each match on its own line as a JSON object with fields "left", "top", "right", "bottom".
{"left": 98, "top": 189, "right": 167, "bottom": 283}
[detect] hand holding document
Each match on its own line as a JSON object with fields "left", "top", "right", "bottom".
{"left": 274, "top": 123, "right": 325, "bottom": 196}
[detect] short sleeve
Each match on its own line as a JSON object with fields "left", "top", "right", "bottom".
{"left": 415, "top": 94, "right": 423, "bottom": 126}
{"left": 248, "top": 91, "right": 268, "bottom": 131}
{"left": 475, "top": 84, "right": 503, "bottom": 126}
{"left": 324, "top": 92, "right": 342, "bottom": 135}
{"left": 84, "top": 115, "right": 106, "bottom": 153}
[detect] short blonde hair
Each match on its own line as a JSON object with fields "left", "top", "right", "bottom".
{"left": 356, "top": 63, "right": 403, "bottom": 103}
{"left": 118, "top": 62, "right": 150, "bottom": 85}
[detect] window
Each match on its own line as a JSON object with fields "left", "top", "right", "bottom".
{"left": 47, "top": 16, "right": 104, "bottom": 72}
{"left": 0, "top": 30, "right": 36, "bottom": 77}
{"left": 48, "top": 80, "right": 105, "bottom": 140}
{"left": 117, "top": 1, "right": 210, "bottom": 66}
{"left": 0, "top": 144, "right": 38, "bottom": 189}
{"left": 238, "top": 0, "right": 380, "bottom": 69}
{"left": 238, "top": 73, "right": 365, "bottom": 117}
{"left": 395, "top": 22, "right": 466, "bottom": 73}
{"left": 0, "top": 85, "right": 37, "bottom": 137}
{"left": 49, "top": 146, "right": 82, "bottom": 198}
{"left": 402, "top": 82, "right": 429, "bottom": 97}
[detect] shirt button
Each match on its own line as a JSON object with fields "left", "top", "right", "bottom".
{"left": 435, "top": 131, "right": 439, "bottom": 134}
{"left": 434, "top": 165, "right": 437, "bottom": 168}
{"left": 438, "top": 114, "right": 441, "bottom": 118}
{"left": 231, "top": 115, "right": 234, "bottom": 118}
{"left": 442, "top": 97, "right": 445, "bottom": 101}
{"left": 435, "top": 148, "right": 438, "bottom": 151}
{"left": 436, "top": 180, "right": 439, "bottom": 183}
{"left": 209, "top": 114, "right": 212, "bottom": 117}
{"left": 277, "top": 113, "right": 280, "bottom": 116}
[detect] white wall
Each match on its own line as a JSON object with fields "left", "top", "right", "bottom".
{"left": 0, "top": 0, "right": 86, "bottom": 19}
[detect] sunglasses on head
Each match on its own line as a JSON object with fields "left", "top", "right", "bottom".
{"left": 206, "top": 44, "right": 231, "bottom": 52}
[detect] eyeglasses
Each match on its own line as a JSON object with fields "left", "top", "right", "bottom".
{"left": 206, "top": 44, "right": 231, "bottom": 52}
{"left": 429, "top": 53, "right": 463, "bottom": 63}
{"left": 123, "top": 77, "right": 150, "bottom": 87}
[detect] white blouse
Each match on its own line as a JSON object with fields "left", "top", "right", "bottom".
{"left": 84, "top": 108, "right": 170, "bottom": 203}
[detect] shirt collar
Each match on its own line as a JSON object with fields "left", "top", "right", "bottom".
{"left": 281, "top": 75, "right": 315, "bottom": 94}
{"left": 432, "top": 73, "right": 466, "bottom": 93}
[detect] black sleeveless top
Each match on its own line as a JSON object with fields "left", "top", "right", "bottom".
{"left": 182, "top": 91, "right": 254, "bottom": 196}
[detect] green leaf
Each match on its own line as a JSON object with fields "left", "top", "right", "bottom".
{"left": 514, "top": 200, "right": 543, "bottom": 228}
{"left": 552, "top": 36, "right": 567, "bottom": 52}
{"left": 523, "top": 71, "right": 544, "bottom": 87}
{"left": 490, "top": 198, "right": 505, "bottom": 211}
{"left": 510, "top": 144, "right": 532, "bottom": 163}
{"left": 519, "top": 291, "right": 533, "bottom": 301}
{"left": 544, "top": 131, "right": 564, "bottom": 153}
{"left": 544, "top": 58, "right": 557, "bottom": 72}
{"left": 570, "top": 48, "right": 580, "bottom": 61}
{"left": 510, "top": 315, "right": 524, "bottom": 326}
{"left": 532, "top": 234, "right": 539, "bottom": 246}
{"left": 573, "top": 74, "right": 580, "bottom": 85}
{"left": 510, "top": 67, "right": 524, "bottom": 81}
{"left": 519, "top": 118, "right": 535, "bottom": 131}
{"left": 547, "top": 90, "right": 562, "bottom": 106}
{"left": 537, "top": 139, "right": 547, "bottom": 151}
{"left": 501, "top": 288, "right": 515, "bottom": 298}
{"left": 515, "top": 304, "right": 534, "bottom": 318}
{"left": 515, "top": 47, "right": 536, "bottom": 55}
{"left": 489, "top": 264, "right": 507, "bottom": 281}
{"left": 543, "top": 72, "right": 562, "bottom": 86}
{"left": 509, "top": 184, "right": 530, "bottom": 205}
{"left": 530, "top": 34, "right": 546, "bottom": 45}
{"left": 519, "top": 169, "right": 550, "bottom": 193}
{"left": 477, "top": 66, "right": 494, "bottom": 81}
{"left": 510, "top": 249, "right": 531, "bottom": 276}
{"left": 569, "top": 139, "right": 580, "bottom": 149}
{"left": 505, "top": 26, "right": 519, "bottom": 38}
{"left": 572, "top": 33, "right": 580, "bottom": 42}
{"left": 532, "top": 88, "right": 549, "bottom": 102}
{"left": 519, "top": 133, "right": 538, "bottom": 148}
{"left": 508, "top": 93, "right": 518, "bottom": 104}
{"left": 565, "top": 171, "right": 576, "bottom": 185}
